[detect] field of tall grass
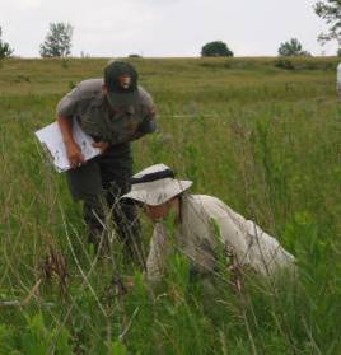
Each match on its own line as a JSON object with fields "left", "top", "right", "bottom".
{"left": 0, "top": 56, "right": 340, "bottom": 354}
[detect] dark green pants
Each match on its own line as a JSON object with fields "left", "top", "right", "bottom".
{"left": 66, "top": 143, "right": 141, "bottom": 261}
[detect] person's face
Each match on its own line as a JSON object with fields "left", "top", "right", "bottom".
{"left": 144, "top": 202, "right": 171, "bottom": 222}
{"left": 143, "top": 197, "right": 180, "bottom": 223}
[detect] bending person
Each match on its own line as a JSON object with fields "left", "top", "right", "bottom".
{"left": 56, "top": 61, "right": 156, "bottom": 262}
{"left": 122, "top": 164, "right": 295, "bottom": 284}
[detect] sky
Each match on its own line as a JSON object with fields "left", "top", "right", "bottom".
{"left": 0, "top": 0, "right": 338, "bottom": 58}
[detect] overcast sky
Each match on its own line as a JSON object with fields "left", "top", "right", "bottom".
{"left": 1, "top": 0, "right": 338, "bottom": 58}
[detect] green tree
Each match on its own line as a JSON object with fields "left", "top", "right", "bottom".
{"left": 201, "top": 41, "right": 233, "bottom": 57}
{"left": 40, "top": 22, "right": 73, "bottom": 58}
{"left": 278, "top": 38, "right": 311, "bottom": 56}
{"left": 315, "top": 0, "right": 340, "bottom": 52}
{"left": 0, "top": 26, "right": 13, "bottom": 59}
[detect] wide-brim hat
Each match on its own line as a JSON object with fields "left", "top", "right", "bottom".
{"left": 104, "top": 61, "right": 138, "bottom": 107}
{"left": 122, "top": 164, "right": 192, "bottom": 206}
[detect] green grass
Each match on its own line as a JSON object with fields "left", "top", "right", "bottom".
{"left": 0, "top": 56, "right": 340, "bottom": 354}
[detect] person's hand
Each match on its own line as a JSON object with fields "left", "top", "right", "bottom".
{"left": 66, "top": 141, "right": 85, "bottom": 168}
{"left": 93, "top": 141, "right": 109, "bottom": 153}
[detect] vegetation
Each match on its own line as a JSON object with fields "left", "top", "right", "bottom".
{"left": 314, "top": 0, "right": 341, "bottom": 51}
{"left": 40, "top": 22, "right": 73, "bottom": 58}
{"left": 0, "top": 26, "right": 13, "bottom": 59}
{"left": 0, "top": 57, "right": 340, "bottom": 354}
{"left": 201, "top": 41, "right": 233, "bottom": 57}
{"left": 278, "top": 38, "right": 311, "bottom": 57}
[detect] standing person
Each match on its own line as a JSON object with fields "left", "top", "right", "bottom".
{"left": 122, "top": 164, "right": 295, "bottom": 285}
{"left": 56, "top": 61, "right": 156, "bottom": 262}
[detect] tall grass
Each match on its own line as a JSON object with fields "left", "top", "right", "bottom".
{"left": 0, "top": 57, "right": 340, "bottom": 354}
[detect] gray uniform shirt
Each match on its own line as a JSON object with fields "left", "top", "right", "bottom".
{"left": 56, "top": 78, "right": 156, "bottom": 145}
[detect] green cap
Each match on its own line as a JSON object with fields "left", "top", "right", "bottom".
{"left": 104, "top": 61, "right": 138, "bottom": 107}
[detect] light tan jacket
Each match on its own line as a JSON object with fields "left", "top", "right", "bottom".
{"left": 146, "top": 194, "right": 295, "bottom": 283}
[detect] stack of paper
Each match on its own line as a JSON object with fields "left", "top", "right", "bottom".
{"left": 35, "top": 120, "right": 101, "bottom": 172}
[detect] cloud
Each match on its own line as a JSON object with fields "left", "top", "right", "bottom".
{"left": 21, "top": 0, "right": 43, "bottom": 8}
{"left": 0, "top": 0, "right": 338, "bottom": 57}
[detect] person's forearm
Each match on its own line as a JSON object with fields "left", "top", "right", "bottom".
{"left": 57, "top": 115, "right": 75, "bottom": 146}
{"left": 57, "top": 116, "right": 84, "bottom": 167}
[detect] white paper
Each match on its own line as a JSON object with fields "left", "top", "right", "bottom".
{"left": 35, "top": 120, "right": 101, "bottom": 172}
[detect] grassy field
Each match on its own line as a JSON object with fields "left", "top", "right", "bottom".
{"left": 0, "top": 56, "right": 340, "bottom": 354}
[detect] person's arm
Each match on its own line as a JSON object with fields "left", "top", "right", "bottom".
{"left": 56, "top": 84, "right": 88, "bottom": 168}
{"left": 57, "top": 115, "right": 85, "bottom": 168}
{"left": 206, "top": 196, "right": 295, "bottom": 275}
{"left": 145, "top": 223, "right": 169, "bottom": 286}
{"left": 133, "top": 108, "right": 156, "bottom": 140}
{"left": 133, "top": 89, "right": 157, "bottom": 140}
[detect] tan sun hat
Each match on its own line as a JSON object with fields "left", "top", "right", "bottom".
{"left": 122, "top": 164, "right": 192, "bottom": 206}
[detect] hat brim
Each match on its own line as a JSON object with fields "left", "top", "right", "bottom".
{"left": 107, "top": 91, "right": 138, "bottom": 107}
{"left": 122, "top": 179, "right": 192, "bottom": 206}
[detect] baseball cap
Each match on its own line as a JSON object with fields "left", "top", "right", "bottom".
{"left": 104, "top": 61, "right": 138, "bottom": 107}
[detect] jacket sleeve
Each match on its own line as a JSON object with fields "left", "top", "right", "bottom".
{"left": 205, "top": 196, "right": 295, "bottom": 275}
{"left": 145, "top": 223, "right": 169, "bottom": 285}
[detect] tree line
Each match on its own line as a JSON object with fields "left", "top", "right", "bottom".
{"left": 0, "top": 1, "right": 339, "bottom": 59}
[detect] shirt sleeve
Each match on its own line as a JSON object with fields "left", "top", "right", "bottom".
{"left": 56, "top": 86, "right": 80, "bottom": 119}
{"left": 137, "top": 109, "right": 156, "bottom": 134}
{"left": 134, "top": 88, "right": 157, "bottom": 138}
{"left": 204, "top": 196, "right": 295, "bottom": 275}
{"left": 145, "top": 223, "right": 169, "bottom": 285}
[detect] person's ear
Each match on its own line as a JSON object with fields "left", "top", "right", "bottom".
{"left": 102, "top": 84, "right": 108, "bottom": 95}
